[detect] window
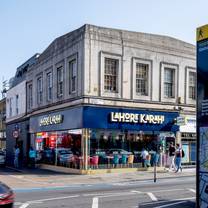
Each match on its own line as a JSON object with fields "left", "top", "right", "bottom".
{"left": 28, "top": 84, "right": 33, "bottom": 109}
{"left": 16, "top": 94, "right": 19, "bottom": 115}
{"left": 37, "top": 77, "right": 43, "bottom": 104}
{"left": 189, "top": 72, "right": 196, "bottom": 100}
{"left": 47, "top": 72, "right": 52, "bottom": 101}
{"left": 57, "top": 66, "right": 63, "bottom": 97}
{"left": 164, "top": 68, "right": 175, "bottom": 98}
{"left": 9, "top": 98, "right": 12, "bottom": 117}
{"left": 69, "top": 60, "right": 76, "bottom": 93}
{"left": 136, "top": 63, "right": 148, "bottom": 95}
{"left": 104, "top": 58, "right": 118, "bottom": 92}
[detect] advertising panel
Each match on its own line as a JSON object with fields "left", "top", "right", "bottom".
{"left": 197, "top": 24, "right": 208, "bottom": 207}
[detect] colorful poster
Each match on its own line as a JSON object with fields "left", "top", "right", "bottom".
{"left": 197, "top": 24, "right": 208, "bottom": 207}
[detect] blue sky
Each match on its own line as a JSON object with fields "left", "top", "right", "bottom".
{"left": 0, "top": 0, "right": 207, "bottom": 97}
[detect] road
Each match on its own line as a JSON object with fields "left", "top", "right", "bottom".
{"left": 13, "top": 176, "right": 196, "bottom": 208}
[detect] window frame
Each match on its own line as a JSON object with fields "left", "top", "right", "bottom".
{"left": 37, "top": 76, "right": 43, "bottom": 105}
{"left": 57, "top": 66, "right": 64, "bottom": 98}
{"left": 46, "top": 72, "right": 53, "bottom": 101}
{"left": 164, "top": 67, "right": 175, "bottom": 98}
{"left": 69, "top": 59, "right": 77, "bottom": 94}
{"left": 188, "top": 71, "right": 196, "bottom": 100}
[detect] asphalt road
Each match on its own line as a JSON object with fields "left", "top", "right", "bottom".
{"left": 13, "top": 176, "right": 196, "bottom": 208}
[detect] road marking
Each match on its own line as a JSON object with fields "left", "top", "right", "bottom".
{"left": 131, "top": 190, "right": 142, "bottom": 194}
{"left": 19, "top": 203, "right": 30, "bottom": 208}
{"left": 147, "top": 192, "right": 158, "bottom": 201}
{"left": 189, "top": 188, "right": 196, "bottom": 193}
{"left": 92, "top": 197, "right": 98, "bottom": 208}
{"left": 154, "top": 200, "right": 188, "bottom": 208}
{"left": 26, "top": 195, "right": 80, "bottom": 203}
{"left": 151, "top": 188, "right": 184, "bottom": 193}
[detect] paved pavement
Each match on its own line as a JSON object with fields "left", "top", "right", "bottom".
{"left": 0, "top": 166, "right": 196, "bottom": 190}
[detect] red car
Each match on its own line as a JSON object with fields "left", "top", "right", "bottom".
{"left": 0, "top": 182, "right": 14, "bottom": 208}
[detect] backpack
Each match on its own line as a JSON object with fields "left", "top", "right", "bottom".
{"left": 181, "top": 149, "right": 185, "bottom": 158}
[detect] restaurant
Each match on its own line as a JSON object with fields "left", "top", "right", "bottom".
{"left": 29, "top": 106, "right": 179, "bottom": 173}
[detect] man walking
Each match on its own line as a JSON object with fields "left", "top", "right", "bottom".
{"left": 175, "top": 143, "right": 182, "bottom": 173}
{"left": 168, "top": 142, "right": 176, "bottom": 171}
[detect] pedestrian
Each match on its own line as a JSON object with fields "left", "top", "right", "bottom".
{"left": 168, "top": 142, "right": 176, "bottom": 171}
{"left": 141, "top": 148, "right": 149, "bottom": 167}
{"left": 175, "top": 143, "right": 182, "bottom": 173}
{"left": 29, "top": 147, "right": 36, "bottom": 168}
{"left": 14, "top": 145, "right": 20, "bottom": 168}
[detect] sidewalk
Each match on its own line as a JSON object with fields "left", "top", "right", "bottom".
{"left": 0, "top": 166, "right": 196, "bottom": 190}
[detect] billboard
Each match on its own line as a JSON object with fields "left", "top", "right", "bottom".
{"left": 197, "top": 24, "right": 208, "bottom": 207}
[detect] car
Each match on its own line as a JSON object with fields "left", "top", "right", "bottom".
{"left": 0, "top": 151, "right": 6, "bottom": 167}
{"left": 0, "top": 182, "right": 14, "bottom": 208}
{"left": 107, "top": 149, "right": 132, "bottom": 155}
{"left": 56, "top": 148, "right": 74, "bottom": 164}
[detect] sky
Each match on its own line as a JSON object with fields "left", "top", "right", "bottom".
{"left": 0, "top": 0, "right": 207, "bottom": 98}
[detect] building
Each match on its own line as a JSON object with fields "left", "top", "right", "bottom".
{"left": 6, "top": 54, "right": 39, "bottom": 166}
{"left": 8, "top": 25, "right": 196, "bottom": 172}
{"left": 0, "top": 98, "right": 6, "bottom": 149}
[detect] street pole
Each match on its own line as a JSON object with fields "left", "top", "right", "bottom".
{"left": 154, "top": 163, "right": 157, "bottom": 183}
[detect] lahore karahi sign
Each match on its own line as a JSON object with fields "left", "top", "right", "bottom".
{"left": 39, "top": 114, "right": 64, "bottom": 127}
{"left": 110, "top": 112, "right": 165, "bottom": 124}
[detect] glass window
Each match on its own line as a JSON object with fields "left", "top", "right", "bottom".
{"left": 136, "top": 63, "right": 148, "bottom": 95}
{"left": 69, "top": 60, "right": 76, "bottom": 93}
{"left": 16, "top": 94, "right": 19, "bottom": 115}
{"left": 28, "top": 84, "right": 33, "bottom": 109}
{"left": 189, "top": 72, "right": 196, "bottom": 100}
{"left": 104, "top": 58, "right": 118, "bottom": 92}
{"left": 47, "top": 72, "right": 52, "bottom": 101}
{"left": 57, "top": 67, "right": 63, "bottom": 97}
{"left": 164, "top": 68, "right": 174, "bottom": 98}
{"left": 37, "top": 77, "right": 43, "bottom": 104}
{"left": 9, "top": 98, "right": 12, "bottom": 117}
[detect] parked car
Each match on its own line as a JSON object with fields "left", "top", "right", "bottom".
{"left": 108, "top": 149, "right": 132, "bottom": 155}
{"left": 56, "top": 148, "right": 74, "bottom": 164}
{"left": 0, "top": 151, "right": 6, "bottom": 167}
{"left": 0, "top": 182, "right": 14, "bottom": 207}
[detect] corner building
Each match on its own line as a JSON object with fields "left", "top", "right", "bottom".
{"left": 26, "top": 25, "right": 196, "bottom": 173}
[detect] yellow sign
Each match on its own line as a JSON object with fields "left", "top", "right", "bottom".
{"left": 197, "top": 24, "right": 208, "bottom": 41}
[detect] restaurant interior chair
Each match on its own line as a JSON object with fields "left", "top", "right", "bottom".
{"left": 90, "top": 155, "right": 99, "bottom": 169}
{"left": 121, "top": 154, "right": 127, "bottom": 167}
{"left": 113, "top": 154, "right": 119, "bottom": 168}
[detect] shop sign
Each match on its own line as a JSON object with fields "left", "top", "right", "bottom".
{"left": 110, "top": 112, "right": 165, "bottom": 124}
{"left": 176, "top": 116, "right": 186, "bottom": 126}
{"left": 39, "top": 114, "right": 63, "bottom": 127}
{"left": 12, "top": 130, "right": 19, "bottom": 138}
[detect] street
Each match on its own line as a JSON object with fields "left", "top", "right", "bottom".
{"left": 0, "top": 167, "right": 195, "bottom": 208}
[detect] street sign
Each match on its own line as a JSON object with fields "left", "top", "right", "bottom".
{"left": 12, "top": 130, "right": 19, "bottom": 139}
{"left": 197, "top": 24, "right": 208, "bottom": 207}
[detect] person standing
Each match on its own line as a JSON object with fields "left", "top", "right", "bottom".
{"left": 141, "top": 148, "right": 149, "bottom": 167}
{"left": 14, "top": 145, "right": 20, "bottom": 168}
{"left": 168, "top": 142, "right": 176, "bottom": 171}
{"left": 29, "top": 147, "right": 36, "bottom": 168}
{"left": 175, "top": 143, "right": 182, "bottom": 173}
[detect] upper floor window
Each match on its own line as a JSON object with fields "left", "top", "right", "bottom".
{"left": 136, "top": 63, "right": 148, "bottom": 95}
{"left": 16, "top": 94, "right": 19, "bottom": 115}
{"left": 104, "top": 58, "right": 118, "bottom": 92}
{"left": 57, "top": 66, "right": 63, "bottom": 97}
{"left": 9, "top": 98, "right": 12, "bottom": 117}
{"left": 37, "top": 77, "right": 43, "bottom": 104}
{"left": 47, "top": 72, "right": 52, "bottom": 101}
{"left": 28, "top": 84, "right": 33, "bottom": 109}
{"left": 164, "top": 68, "right": 175, "bottom": 98}
{"left": 69, "top": 60, "right": 76, "bottom": 93}
{"left": 189, "top": 72, "right": 196, "bottom": 100}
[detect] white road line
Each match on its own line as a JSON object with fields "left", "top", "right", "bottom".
{"left": 26, "top": 195, "right": 80, "bottom": 203}
{"left": 131, "top": 190, "right": 142, "bottom": 194}
{"left": 92, "top": 197, "right": 98, "bottom": 208}
{"left": 189, "top": 188, "right": 196, "bottom": 193}
{"left": 100, "top": 192, "right": 134, "bottom": 198}
{"left": 151, "top": 188, "right": 184, "bottom": 193}
{"left": 155, "top": 201, "right": 188, "bottom": 208}
{"left": 147, "top": 192, "right": 158, "bottom": 201}
{"left": 19, "top": 203, "right": 30, "bottom": 208}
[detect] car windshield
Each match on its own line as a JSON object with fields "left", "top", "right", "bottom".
{"left": 0, "top": 183, "right": 9, "bottom": 194}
